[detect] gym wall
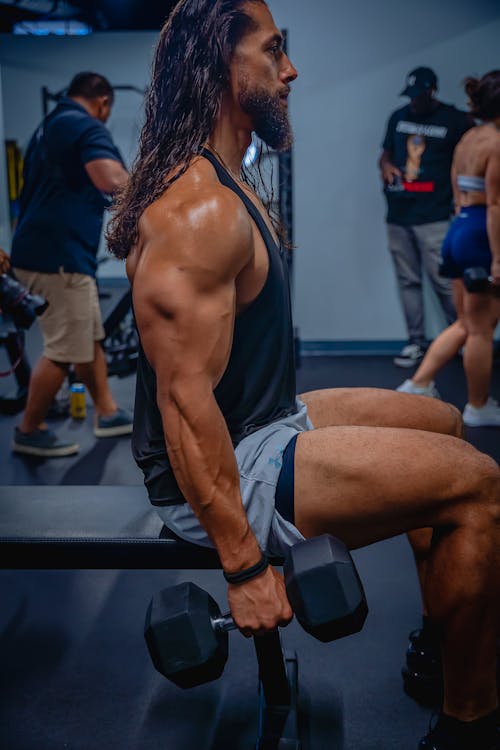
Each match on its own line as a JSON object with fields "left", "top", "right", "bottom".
{"left": 268, "top": 0, "right": 500, "bottom": 345}
{"left": 1, "top": 0, "right": 500, "bottom": 345}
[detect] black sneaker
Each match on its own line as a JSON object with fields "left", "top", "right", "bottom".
{"left": 402, "top": 628, "right": 443, "bottom": 707}
{"left": 403, "top": 629, "right": 500, "bottom": 708}
{"left": 418, "top": 716, "right": 500, "bottom": 750}
{"left": 418, "top": 722, "right": 462, "bottom": 749}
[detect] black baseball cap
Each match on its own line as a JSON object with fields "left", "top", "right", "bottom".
{"left": 400, "top": 67, "right": 438, "bottom": 97}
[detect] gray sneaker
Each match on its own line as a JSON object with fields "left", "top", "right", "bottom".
{"left": 396, "top": 379, "right": 441, "bottom": 399}
{"left": 12, "top": 427, "right": 79, "bottom": 457}
{"left": 393, "top": 344, "right": 426, "bottom": 368}
{"left": 463, "top": 397, "right": 500, "bottom": 427}
{"left": 94, "top": 407, "right": 133, "bottom": 438}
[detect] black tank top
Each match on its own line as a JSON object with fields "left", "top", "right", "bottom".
{"left": 132, "top": 149, "right": 297, "bottom": 505}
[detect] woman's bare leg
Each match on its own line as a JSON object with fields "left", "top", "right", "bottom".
{"left": 412, "top": 321, "right": 467, "bottom": 388}
{"left": 411, "top": 280, "right": 466, "bottom": 388}
{"left": 462, "top": 291, "right": 500, "bottom": 407}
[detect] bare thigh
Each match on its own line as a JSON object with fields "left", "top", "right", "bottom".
{"left": 300, "top": 387, "right": 462, "bottom": 436}
{"left": 293, "top": 423, "right": 494, "bottom": 549}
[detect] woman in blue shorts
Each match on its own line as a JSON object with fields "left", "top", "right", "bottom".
{"left": 398, "top": 70, "right": 500, "bottom": 427}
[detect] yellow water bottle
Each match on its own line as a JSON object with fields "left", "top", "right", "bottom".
{"left": 70, "top": 382, "right": 86, "bottom": 419}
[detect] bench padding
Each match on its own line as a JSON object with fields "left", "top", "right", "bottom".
{"left": 0, "top": 485, "right": 221, "bottom": 569}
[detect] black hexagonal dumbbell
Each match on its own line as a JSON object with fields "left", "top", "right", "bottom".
{"left": 284, "top": 534, "right": 368, "bottom": 642}
{"left": 144, "top": 581, "right": 233, "bottom": 688}
{"left": 144, "top": 533, "right": 368, "bottom": 687}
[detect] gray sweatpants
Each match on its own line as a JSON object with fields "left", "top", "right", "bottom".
{"left": 387, "top": 221, "right": 456, "bottom": 347}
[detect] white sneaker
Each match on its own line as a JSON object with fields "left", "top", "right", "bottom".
{"left": 396, "top": 379, "right": 441, "bottom": 399}
{"left": 393, "top": 344, "right": 426, "bottom": 368}
{"left": 463, "top": 397, "right": 500, "bottom": 427}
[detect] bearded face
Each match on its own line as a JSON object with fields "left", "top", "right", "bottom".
{"left": 238, "top": 78, "right": 293, "bottom": 151}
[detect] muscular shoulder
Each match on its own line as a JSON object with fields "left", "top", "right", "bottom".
{"left": 139, "top": 161, "right": 253, "bottom": 277}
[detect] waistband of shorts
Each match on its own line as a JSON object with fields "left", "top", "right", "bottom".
{"left": 458, "top": 204, "right": 486, "bottom": 215}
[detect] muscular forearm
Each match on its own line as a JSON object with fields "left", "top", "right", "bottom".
{"left": 160, "top": 384, "right": 262, "bottom": 572}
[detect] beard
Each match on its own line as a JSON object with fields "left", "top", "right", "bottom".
{"left": 238, "top": 80, "right": 293, "bottom": 151}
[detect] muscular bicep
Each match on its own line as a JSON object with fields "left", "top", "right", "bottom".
{"left": 137, "top": 261, "right": 237, "bottom": 402}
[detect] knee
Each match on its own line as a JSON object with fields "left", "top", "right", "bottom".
{"left": 468, "top": 453, "right": 500, "bottom": 524}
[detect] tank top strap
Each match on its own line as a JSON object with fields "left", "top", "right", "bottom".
{"left": 201, "top": 148, "right": 279, "bottom": 253}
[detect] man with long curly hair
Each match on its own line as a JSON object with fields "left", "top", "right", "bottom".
{"left": 107, "top": 2, "right": 500, "bottom": 748}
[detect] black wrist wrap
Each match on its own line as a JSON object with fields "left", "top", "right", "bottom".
{"left": 223, "top": 553, "right": 269, "bottom": 585}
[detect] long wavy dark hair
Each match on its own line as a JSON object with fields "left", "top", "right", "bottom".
{"left": 107, "top": 0, "right": 278, "bottom": 259}
{"left": 464, "top": 70, "right": 500, "bottom": 122}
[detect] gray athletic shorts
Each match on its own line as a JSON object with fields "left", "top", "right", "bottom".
{"left": 155, "top": 398, "right": 314, "bottom": 557}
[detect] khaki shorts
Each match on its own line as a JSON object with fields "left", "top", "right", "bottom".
{"left": 14, "top": 268, "right": 105, "bottom": 364}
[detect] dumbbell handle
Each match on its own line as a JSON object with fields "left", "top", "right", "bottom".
{"left": 212, "top": 612, "right": 237, "bottom": 633}
{"left": 212, "top": 612, "right": 288, "bottom": 634}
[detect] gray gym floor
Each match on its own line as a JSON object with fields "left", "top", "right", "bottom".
{"left": 0, "top": 300, "right": 499, "bottom": 749}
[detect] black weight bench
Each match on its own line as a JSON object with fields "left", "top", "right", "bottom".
{"left": 0, "top": 484, "right": 222, "bottom": 569}
{"left": 0, "top": 485, "right": 301, "bottom": 749}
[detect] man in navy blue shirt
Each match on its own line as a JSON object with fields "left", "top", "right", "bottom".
{"left": 379, "top": 67, "right": 473, "bottom": 368}
{"left": 10, "top": 72, "right": 131, "bottom": 457}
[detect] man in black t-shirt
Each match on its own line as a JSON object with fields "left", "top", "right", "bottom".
{"left": 9, "top": 72, "right": 132, "bottom": 457}
{"left": 379, "top": 67, "right": 473, "bottom": 367}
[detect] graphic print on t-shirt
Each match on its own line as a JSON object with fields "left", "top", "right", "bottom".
{"left": 405, "top": 134, "right": 426, "bottom": 180}
{"left": 396, "top": 120, "right": 449, "bottom": 193}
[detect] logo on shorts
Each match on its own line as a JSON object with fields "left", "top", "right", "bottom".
{"left": 268, "top": 445, "right": 285, "bottom": 469}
